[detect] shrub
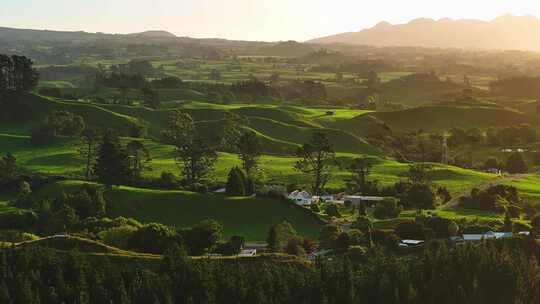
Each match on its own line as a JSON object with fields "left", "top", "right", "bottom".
{"left": 159, "top": 172, "right": 178, "bottom": 189}
{"left": 325, "top": 204, "right": 341, "bottom": 218}
{"left": 128, "top": 223, "right": 179, "bottom": 254}
{"left": 395, "top": 220, "right": 425, "bottom": 240}
{"left": 373, "top": 197, "right": 402, "bottom": 219}
{"left": 403, "top": 183, "right": 436, "bottom": 209}
{"left": 506, "top": 152, "right": 528, "bottom": 174}
{"left": 99, "top": 225, "right": 138, "bottom": 249}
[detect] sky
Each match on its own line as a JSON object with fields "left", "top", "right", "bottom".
{"left": 1, "top": 0, "right": 540, "bottom": 41}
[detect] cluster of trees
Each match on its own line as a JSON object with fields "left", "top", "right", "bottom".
{"left": 449, "top": 125, "right": 537, "bottom": 148}
{"left": 277, "top": 80, "right": 327, "bottom": 104}
{"left": 459, "top": 184, "right": 521, "bottom": 213}
{"left": 266, "top": 221, "right": 316, "bottom": 257}
{"left": 0, "top": 54, "right": 39, "bottom": 93}
{"left": 225, "top": 167, "right": 253, "bottom": 196}
{"left": 5, "top": 234, "right": 540, "bottom": 303}
{"left": 0, "top": 153, "right": 17, "bottom": 186}
{"left": 30, "top": 110, "right": 86, "bottom": 145}
{"left": 161, "top": 110, "right": 261, "bottom": 191}
{"left": 490, "top": 76, "right": 540, "bottom": 98}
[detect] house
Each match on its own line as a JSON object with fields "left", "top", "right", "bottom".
{"left": 344, "top": 195, "right": 385, "bottom": 207}
{"left": 238, "top": 249, "right": 257, "bottom": 257}
{"left": 455, "top": 231, "right": 513, "bottom": 243}
{"left": 288, "top": 190, "right": 314, "bottom": 205}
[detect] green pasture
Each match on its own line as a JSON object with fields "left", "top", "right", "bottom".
{"left": 36, "top": 180, "right": 323, "bottom": 241}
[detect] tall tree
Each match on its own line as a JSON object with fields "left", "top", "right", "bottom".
{"left": 79, "top": 129, "right": 101, "bottom": 180}
{"left": 346, "top": 157, "right": 372, "bottom": 193}
{"left": 226, "top": 167, "right": 246, "bottom": 196}
{"left": 163, "top": 110, "right": 217, "bottom": 187}
{"left": 126, "top": 140, "right": 150, "bottom": 179}
{"left": 161, "top": 110, "right": 195, "bottom": 145}
{"left": 295, "top": 132, "right": 335, "bottom": 195}
{"left": 93, "top": 130, "right": 130, "bottom": 186}
{"left": 175, "top": 138, "right": 217, "bottom": 187}
{"left": 237, "top": 131, "right": 261, "bottom": 175}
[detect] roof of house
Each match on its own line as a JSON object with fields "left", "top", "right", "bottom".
{"left": 345, "top": 195, "right": 385, "bottom": 201}
{"left": 289, "top": 190, "right": 311, "bottom": 199}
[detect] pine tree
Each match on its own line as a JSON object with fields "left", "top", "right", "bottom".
{"left": 93, "top": 129, "right": 130, "bottom": 186}
{"left": 266, "top": 225, "right": 279, "bottom": 252}
{"left": 0, "top": 279, "right": 10, "bottom": 303}
{"left": 226, "top": 167, "right": 246, "bottom": 196}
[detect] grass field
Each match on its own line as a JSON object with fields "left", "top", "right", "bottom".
{"left": 35, "top": 180, "right": 324, "bottom": 241}
{"left": 0, "top": 132, "right": 496, "bottom": 193}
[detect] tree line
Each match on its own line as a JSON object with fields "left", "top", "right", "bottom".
{"left": 2, "top": 236, "right": 540, "bottom": 303}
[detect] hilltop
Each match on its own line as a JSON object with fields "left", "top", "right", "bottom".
{"left": 309, "top": 14, "right": 540, "bottom": 51}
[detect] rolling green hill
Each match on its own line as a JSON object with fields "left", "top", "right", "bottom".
{"left": 35, "top": 180, "right": 324, "bottom": 241}
{"left": 368, "top": 106, "right": 532, "bottom": 131}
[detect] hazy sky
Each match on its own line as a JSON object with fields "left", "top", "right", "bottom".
{"left": 1, "top": 0, "right": 540, "bottom": 41}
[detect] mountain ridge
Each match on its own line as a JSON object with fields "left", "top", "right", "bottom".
{"left": 308, "top": 14, "right": 540, "bottom": 51}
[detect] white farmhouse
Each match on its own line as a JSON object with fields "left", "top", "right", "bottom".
{"left": 288, "top": 190, "right": 313, "bottom": 205}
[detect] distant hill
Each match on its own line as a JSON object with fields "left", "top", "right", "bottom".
{"left": 258, "top": 40, "right": 315, "bottom": 57}
{"left": 129, "top": 30, "right": 177, "bottom": 38}
{"left": 309, "top": 14, "right": 540, "bottom": 51}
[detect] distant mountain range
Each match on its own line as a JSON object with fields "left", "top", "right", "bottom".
{"left": 309, "top": 14, "right": 540, "bottom": 51}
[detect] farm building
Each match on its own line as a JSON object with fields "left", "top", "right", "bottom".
{"left": 344, "top": 195, "right": 385, "bottom": 207}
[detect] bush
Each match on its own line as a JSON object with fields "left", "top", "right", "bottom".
{"left": 506, "top": 152, "right": 528, "bottom": 174}
{"left": 395, "top": 220, "right": 425, "bottom": 240}
{"left": 373, "top": 197, "right": 402, "bottom": 219}
{"left": 226, "top": 167, "right": 246, "bottom": 196}
{"left": 98, "top": 225, "right": 138, "bottom": 249}
{"left": 159, "top": 172, "right": 178, "bottom": 189}
{"left": 403, "top": 183, "right": 436, "bottom": 209}
{"left": 325, "top": 204, "right": 341, "bottom": 218}
{"left": 310, "top": 204, "right": 320, "bottom": 213}
{"left": 128, "top": 223, "right": 179, "bottom": 254}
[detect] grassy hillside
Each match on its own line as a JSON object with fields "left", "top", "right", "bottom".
{"left": 36, "top": 181, "right": 324, "bottom": 241}
{"left": 0, "top": 133, "right": 494, "bottom": 193}
{"left": 369, "top": 106, "right": 532, "bottom": 131}
{"left": 1, "top": 94, "right": 379, "bottom": 155}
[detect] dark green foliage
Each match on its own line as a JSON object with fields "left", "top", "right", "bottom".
{"left": 0, "top": 153, "right": 17, "bottom": 184}
{"left": 484, "top": 157, "right": 500, "bottom": 169}
{"left": 345, "top": 157, "right": 372, "bottom": 194}
{"left": 395, "top": 220, "right": 425, "bottom": 239}
{"left": 216, "top": 235, "right": 245, "bottom": 255}
{"left": 3, "top": 237, "right": 540, "bottom": 303}
{"left": 94, "top": 130, "right": 130, "bottom": 186}
{"left": 459, "top": 184, "right": 520, "bottom": 212}
{"left": 226, "top": 167, "right": 246, "bottom": 196}
{"left": 128, "top": 223, "right": 178, "bottom": 254}
{"left": 319, "top": 224, "right": 341, "bottom": 249}
{"left": 79, "top": 129, "right": 101, "bottom": 180}
{"left": 506, "top": 152, "right": 528, "bottom": 174}
{"left": 266, "top": 221, "right": 298, "bottom": 252}
{"left": 295, "top": 132, "right": 335, "bottom": 195}
{"left": 373, "top": 197, "right": 401, "bottom": 219}
{"left": 403, "top": 183, "right": 437, "bottom": 209}
{"left": 324, "top": 204, "right": 341, "bottom": 218}
{"left": 183, "top": 219, "right": 223, "bottom": 256}
{"left": 0, "top": 54, "right": 39, "bottom": 92}
{"left": 237, "top": 131, "right": 262, "bottom": 175}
